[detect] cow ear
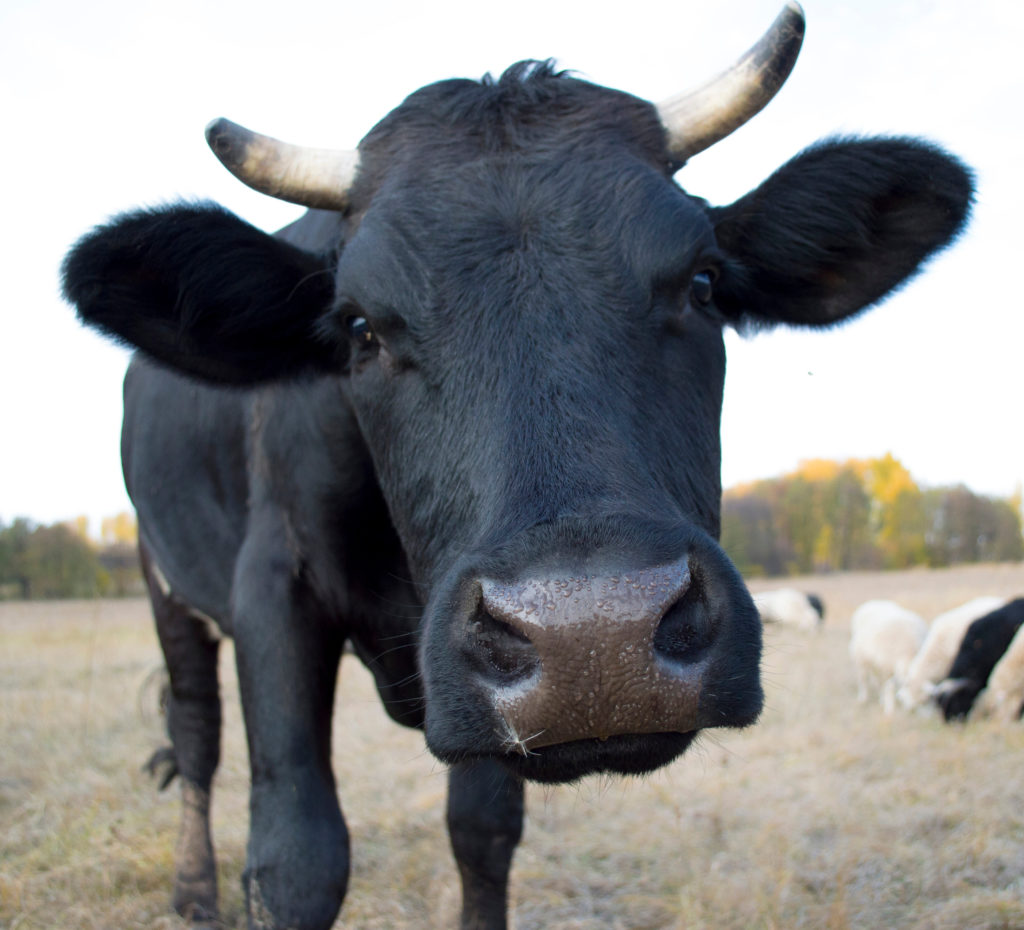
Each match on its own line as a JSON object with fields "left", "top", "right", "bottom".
{"left": 709, "top": 138, "right": 974, "bottom": 329}
{"left": 62, "top": 203, "right": 341, "bottom": 384}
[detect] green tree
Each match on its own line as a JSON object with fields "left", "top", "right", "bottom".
{"left": 0, "top": 518, "right": 106, "bottom": 599}
{"left": 97, "top": 542, "right": 142, "bottom": 596}
{"left": 722, "top": 486, "right": 791, "bottom": 577}
{"left": 21, "top": 524, "right": 103, "bottom": 598}
{"left": 0, "top": 518, "right": 33, "bottom": 598}
{"left": 925, "top": 485, "right": 1024, "bottom": 566}
{"left": 811, "top": 464, "right": 874, "bottom": 572}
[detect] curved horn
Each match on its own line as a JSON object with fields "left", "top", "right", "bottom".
{"left": 656, "top": 2, "right": 805, "bottom": 165}
{"left": 205, "top": 118, "right": 359, "bottom": 211}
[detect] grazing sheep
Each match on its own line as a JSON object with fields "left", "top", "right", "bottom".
{"left": 849, "top": 600, "right": 927, "bottom": 713}
{"left": 896, "top": 596, "right": 1007, "bottom": 713}
{"left": 972, "top": 622, "right": 1024, "bottom": 722}
{"left": 935, "top": 598, "right": 1024, "bottom": 721}
{"left": 754, "top": 588, "right": 825, "bottom": 632}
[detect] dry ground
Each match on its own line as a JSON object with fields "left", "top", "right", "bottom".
{"left": 2, "top": 563, "right": 1023, "bottom": 929}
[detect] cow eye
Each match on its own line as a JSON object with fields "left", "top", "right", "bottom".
{"left": 690, "top": 271, "right": 715, "bottom": 307}
{"left": 346, "top": 315, "right": 378, "bottom": 349}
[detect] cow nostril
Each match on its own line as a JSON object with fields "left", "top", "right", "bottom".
{"left": 467, "top": 606, "right": 540, "bottom": 684}
{"left": 652, "top": 587, "right": 714, "bottom": 664}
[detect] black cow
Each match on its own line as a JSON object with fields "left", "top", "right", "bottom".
{"left": 61, "top": 6, "right": 973, "bottom": 929}
{"left": 936, "top": 598, "right": 1024, "bottom": 721}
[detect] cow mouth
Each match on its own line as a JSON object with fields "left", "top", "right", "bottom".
{"left": 489, "top": 730, "right": 698, "bottom": 784}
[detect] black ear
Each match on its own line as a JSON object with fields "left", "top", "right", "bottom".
{"left": 62, "top": 203, "right": 340, "bottom": 384}
{"left": 710, "top": 138, "right": 974, "bottom": 328}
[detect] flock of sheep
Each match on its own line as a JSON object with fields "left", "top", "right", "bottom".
{"left": 753, "top": 588, "right": 1024, "bottom": 723}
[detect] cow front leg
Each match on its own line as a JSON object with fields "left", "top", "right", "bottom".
{"left": 233, "top": 512, "right": 349, "bottom": 930}
{"left": 140, "top": 541, "right": 222, "bottom": 925}
{"left": 447, "top": 759, "right": 525, "bottom": 930}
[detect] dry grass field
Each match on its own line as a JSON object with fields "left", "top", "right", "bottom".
{"left": 2, "top": 563, "right": 1023, "bottom": 929}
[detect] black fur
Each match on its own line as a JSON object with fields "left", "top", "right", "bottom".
{"left": 711, "top": 136, "right": 973, "bottom": 329}
{"left": 63, "top": 204, "right": 339, "bottom": 383}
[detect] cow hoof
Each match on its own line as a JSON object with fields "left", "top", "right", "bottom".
{"left": 245, "top": 867, "right": 345, "bottom": 930}
{"left": 173, "top": 862, "right": 218, "bottom": 925}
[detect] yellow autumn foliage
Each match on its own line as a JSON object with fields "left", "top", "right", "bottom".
{"left": 722, "top": 453, "right": 1023, "bottom": 576}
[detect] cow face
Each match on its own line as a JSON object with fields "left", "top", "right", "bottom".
{"left": 323, "top": 78, "right": 757, "bottom": 779}
{"left": 63, "top": 63, "right": 972, "bottom": 783}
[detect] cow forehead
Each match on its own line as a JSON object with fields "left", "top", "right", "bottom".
{"left": 337, "top": 155, "right": 716, "bottom": 323}
{"left": 335, "top": 65, "right": 718, "bottom": 325}
{"left": 353, "top": 63, "right": 670, "bottom": 187}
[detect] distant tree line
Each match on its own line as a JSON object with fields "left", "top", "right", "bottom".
{"left": 4, "top": 459, "right": 1021, "bottom": 595}
{"left": 0, "top": 514, "right": 142, "bottom": 600}
{"left": 721, "top": 455, "right": 1024, "bottom": 577}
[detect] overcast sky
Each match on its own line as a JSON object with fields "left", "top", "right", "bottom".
{"left": 2, "top": 0, "right": 1021, "bottom": 533}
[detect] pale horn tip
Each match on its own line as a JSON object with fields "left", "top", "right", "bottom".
{"left": 658, "top": 2, "right": 807, "bottom": 165}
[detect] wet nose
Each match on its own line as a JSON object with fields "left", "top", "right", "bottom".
{"left": 467, "top": 557, "right": 715, "bottom": 750}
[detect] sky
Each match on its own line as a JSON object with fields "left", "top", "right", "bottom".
{"left": 2, "top": 0, "right": 1022, "bottom": 534}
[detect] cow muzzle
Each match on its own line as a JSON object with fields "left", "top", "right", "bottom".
{"left": 474, "top": 559, "right": 705, "bottom": 750}
{"left": 422, "top": 533, "right": 763, "bottom": 776}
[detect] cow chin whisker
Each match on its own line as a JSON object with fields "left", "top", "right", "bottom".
{"left": 496, "top": 715, "right": 546, "bottom": 757}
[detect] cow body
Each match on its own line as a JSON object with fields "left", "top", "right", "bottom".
{"left": 63, "top": 13, "right": 973, "bottom": 928}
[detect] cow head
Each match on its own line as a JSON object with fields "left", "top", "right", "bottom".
{"left": 62, "top": 5, "right": 972, "bottom": 783}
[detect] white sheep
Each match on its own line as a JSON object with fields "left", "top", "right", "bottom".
{"left": 753, "top": 588, "right": 824, "bottom": 632}
{"left": 970, "top": 621, "right": 1024, "bottom": 722}
{"left": 895, "top": 596, "right": 1006, "bottom": 713}
{"left": 849, "top": 600, "right": 927, "bottom": 714}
